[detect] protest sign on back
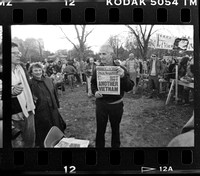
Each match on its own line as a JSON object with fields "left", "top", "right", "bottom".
{"left": 96, "top": 66, "right": 120, "bottom": 95}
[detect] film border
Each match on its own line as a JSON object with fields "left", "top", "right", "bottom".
{"left": 0, "top": 0, "right": 199, "bottom": 174}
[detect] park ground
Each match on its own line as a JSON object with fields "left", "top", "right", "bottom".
{"left": 58, "top": 84, "right": 193, "bottom": 147}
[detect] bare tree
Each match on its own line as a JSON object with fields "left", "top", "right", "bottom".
{"left": 107, "top": 35, "right": 122, "bottom": 57}
{"left": 58, "top": 25, "right": 94, "bottom": 61}
{"left": 126, "top": 25, "right": 158, "bottom": 60}
{"left": 37, "top": 39, "right": 45, "bottom": 58}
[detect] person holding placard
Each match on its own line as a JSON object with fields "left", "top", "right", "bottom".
{"left": 91, "top": 44, "right": 134, "bottom": 148}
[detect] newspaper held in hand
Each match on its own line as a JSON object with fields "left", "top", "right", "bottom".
{"left": 54, "top": 137, "right": 90, "bottom": 148}
{"left": 96, "top": 66, "right": 120, "bottom": 95}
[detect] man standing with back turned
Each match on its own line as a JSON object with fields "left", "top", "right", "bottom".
{"left": 91, "top": 44, "right": 134, "bottom": 148}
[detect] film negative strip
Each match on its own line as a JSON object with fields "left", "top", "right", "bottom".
{"left": 0, "top": 0, "right": 199, "bottom": 174}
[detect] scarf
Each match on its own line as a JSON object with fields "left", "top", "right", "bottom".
{"left": 12, "top": 65, "right": 35, "bottom": 118}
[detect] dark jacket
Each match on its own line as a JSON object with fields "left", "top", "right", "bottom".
{"left": 63, "top": 64, "right": 77, "bottom": 75}
{"left": 29, "top": 76, "right": 66, "bottom": 147}
{"left": 85, "top": 63, "right": 96, "bottom": 77}
{"left": 91, "top": 62, "right": 134, "bottom": 103}
{"left": 148, "top": 59, "right": 164, "bottom": 76}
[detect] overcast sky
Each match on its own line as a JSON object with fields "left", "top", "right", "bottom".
{"left": 11, "top": 25, "right": 193, "bottom": 53}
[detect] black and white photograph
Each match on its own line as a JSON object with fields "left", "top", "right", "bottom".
{"left": 0, "top": 26, "right": 2, "bottom": 148}
{"left": 11, "top": 25, "right": 194, "bottom": 148}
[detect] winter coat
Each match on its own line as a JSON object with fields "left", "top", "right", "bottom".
{"left": 148, "top": 59, "right": 164, "bottom": 76}
{"left": 29, "top": 76, "right": 66, "bottom": 147}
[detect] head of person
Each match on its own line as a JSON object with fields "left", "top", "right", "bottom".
{"left": 29, "top": 62, "right": 44, "bottom": 80}
{"left": 150, "top": 54, "right": 157, "bottom": 61}
{"left": 57, "top": 61, "right": 61, "bottom": 65}
{"left": 99, "top": 45, "right": 114, "bottom": 66}
{"left": 52, "top": 68, "right": 57, "bottom": 74}
{"left": 12, "top": 42, "right": 22, "bottom": 66}
{"left": 89, "top": 57, "right": 94, "bottom": 64}
{"left": 180, "top": 56, "right": 189, "bottom": 67}
{"left": 129, "top": 53, "right": 134, "bottom": 59}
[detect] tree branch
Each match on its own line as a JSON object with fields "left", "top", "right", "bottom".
{"left": 74, "top": 25, "right": 82, "bottom": 44}
{"left": 58, "top": 26, "right": 78, "bottom": 51}
{"left": 139, "top": 25, "right": 145, "bottom": 44}
{"left": 83, "top": 28, "right": 94, "bottom": 43}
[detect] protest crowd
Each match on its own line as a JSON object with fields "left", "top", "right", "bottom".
{"left": 11, "top": 41, "right": 194, "bottom": 148}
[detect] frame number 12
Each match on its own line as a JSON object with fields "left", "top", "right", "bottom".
{"left": 65, "top": 0, "right": 75, "bottom": 6}
{"left": 64, "top": 166, "right": 76, "bottom": 174}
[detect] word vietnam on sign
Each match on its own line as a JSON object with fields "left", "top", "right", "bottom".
{"left": 96, "top": 66, "right": 120, "bottom": 95}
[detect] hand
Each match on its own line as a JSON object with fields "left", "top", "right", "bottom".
{"left": 95, "top": 91, "right": 103, "bottom": 98}
{"left": 116, "top": 67, "right": 124, "bottom": 78}
{"left": 12, "top": 83, "right": 23, "bottom": 96}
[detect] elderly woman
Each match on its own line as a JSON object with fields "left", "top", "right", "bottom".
{"left": 29, "top": 62, "right": 66, "bottom": 147}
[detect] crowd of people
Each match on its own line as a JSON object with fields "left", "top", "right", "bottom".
{"left": 122, "top": 52, "right": 194, "bottom": 105}
{"left": 11, "top": 40, "right": 194, "bottom": 148}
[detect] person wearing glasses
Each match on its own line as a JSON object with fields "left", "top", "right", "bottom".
{"left": 147, "top": 54, "right": 164, "bottom": 99}
{"left": 91, "top": 44, "right": 134, "bottom": 148}
{"left": 11, "top": 42, "right": 36, "bottom": 148}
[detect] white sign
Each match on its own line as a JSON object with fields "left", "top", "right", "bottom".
{"left": 96, "top": 66, "right": 120, "bottom": 95}
{"left": 54, "top": 138, "right": 89, "bottom": 148}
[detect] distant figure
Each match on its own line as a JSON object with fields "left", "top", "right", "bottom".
{"left": 147, "top": 54, "right": 164, "bottom": 99}
{"left": 85, "top": 57, "right": 95, "bottom": 97}
{"left": 63, "top": 63, "right": 77, "bottom": 90}
{"left": 50, "top": 69, "right": 65, "bottom": 94}
{"left": 73, "top": 58, "right": 82, "bottom": 84}
{"left": 178, "top": 56, "right": 190, "bottom": 102}
{"left": 125, "top": 53, "right": 139, "bottom": 94}
{"left": 26, "top": 61, "right": 30, "bottom": 71}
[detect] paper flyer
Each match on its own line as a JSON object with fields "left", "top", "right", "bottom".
{"left": 96, "top": 66, "right": 120, "bottom": 95}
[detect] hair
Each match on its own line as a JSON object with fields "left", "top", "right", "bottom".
{"left": 86, "top": 57, "right": 90, "bottom": 64}
{"left": 12, "top": 42, "right": 18, "bottom": 48}
{"left": 129, "top": 53, "right": 134, "bottom": 57}
{"left": 29, "top": 62, "right": 44, "bottom": 75}
{"left": 180, "top": 56, "right": 189, "bottom": 66}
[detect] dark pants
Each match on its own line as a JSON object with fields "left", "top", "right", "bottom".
{"left": 95, "top": 100, "right": 124, "bottom": 148}
{"left": 12, "top": 112, "right": 35, "bottom": 148}
{"left": 136, "top": 77, "right": 140, "bottom": 86}
{"left": 148, "top": 75, "right": 159, "bottom": 96}
{"left": 67, "top": 75, "right": 75, "bottom": 89}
